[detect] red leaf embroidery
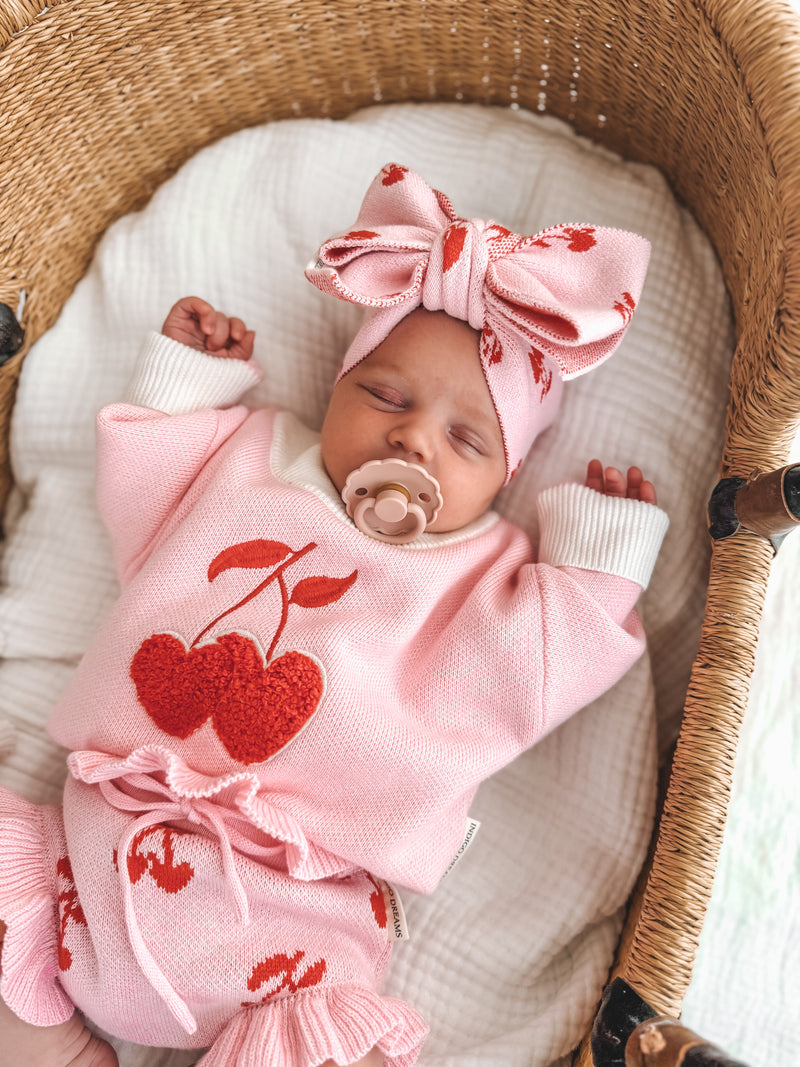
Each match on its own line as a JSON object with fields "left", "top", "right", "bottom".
{"left": 207, "top": 540, "right": 291, "bottom": 581}
{"left": 289, "top": 570, "right": 358, "bottom": 608}
{"left": 381, "top": 163, "right": 409, "bottom": 186}
{"left": 442, "top": 223, "right": 467, "bottom": 272}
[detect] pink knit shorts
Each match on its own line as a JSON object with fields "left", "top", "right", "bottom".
{"left": 0, "top": 779, "right": 426, "bottom": 1066}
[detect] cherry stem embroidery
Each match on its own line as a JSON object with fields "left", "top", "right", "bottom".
{"left": 191, "top": 542, "right": 316, "bottom": 649}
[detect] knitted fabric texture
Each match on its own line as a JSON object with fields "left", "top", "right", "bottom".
{"left": 0, "top": 334, "right": 668, "bottom": 1063}
{"left": 305, "top": 163, "right": 651, "bottom": 481}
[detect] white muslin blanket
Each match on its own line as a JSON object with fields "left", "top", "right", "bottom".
{"left": 0, "top": 103, "right": 733, "bottom": 1065}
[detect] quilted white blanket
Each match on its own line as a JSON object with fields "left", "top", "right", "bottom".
{"left": 0, "top": 103, "right": 734, "bottom": 1065}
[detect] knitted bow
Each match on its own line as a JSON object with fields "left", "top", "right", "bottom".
{"left": 306, "top": 163, "right": 651, "bottom": 480}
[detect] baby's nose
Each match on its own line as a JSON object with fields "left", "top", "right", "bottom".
{"left": 389, "top": 419, "right": 433, "bottom": 462}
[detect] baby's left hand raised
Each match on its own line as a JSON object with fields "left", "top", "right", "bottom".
{"left": 585, "top": 459, "right": 657, "bottom": 505}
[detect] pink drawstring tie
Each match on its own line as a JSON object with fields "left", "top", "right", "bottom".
{"left": 100, "top": 773, "right": 253, "bottom": 1034}
{"left": 67, "top": 747, "right": 354, "bottom": 1035}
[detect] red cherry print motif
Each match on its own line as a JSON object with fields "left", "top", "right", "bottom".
{"left": 340, "top": 230, "right": 380, "bottom": 242}
{"left": 122, "top": 826, "right": 196, "bottom": 893}
{"left": 381, "top": 163, "right": 409, "bottom": 186}
{"left": 57, "top": 856, "right": 87, "bottom": 972}
{"left": 560, "top": 225, "right": 597, "bottom": 252}
{"left": 481, "top": 323, "right": 504, "bottom": 365}
{"left": 242, "top": 951, "right": 327, "bottom": 1005}
{"left": 528, "top": 347, "right": 554, "bottom": 398}
{"left": 527, "top": 224, "right": 597, "bottom": 253}
{"left": 130, "top": 540, "right": 357, "bottom": 765}
{"left": 614, "top": 291, "right": 636, "bottom": 323}
{"left": 442, "top": 223, "right": 467, "bottom": 272}
{"left": 367, "top": 874, "right": 388, "bottom": 929}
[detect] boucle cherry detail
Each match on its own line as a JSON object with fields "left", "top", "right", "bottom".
{"left": 130, "top": 539, "right": 357, "bottom": 764}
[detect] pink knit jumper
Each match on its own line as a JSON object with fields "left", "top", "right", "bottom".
{"left": 0, "top": 334, "right": 668, "bottom": 1066}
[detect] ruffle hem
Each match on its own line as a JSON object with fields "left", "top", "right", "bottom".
{"left": 0, "top": 786, "right": 74, "bottom": 1026}
{"left": 200, "top": 982, "right": 428, "bottom": 1067}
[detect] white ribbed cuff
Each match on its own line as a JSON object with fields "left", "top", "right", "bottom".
{"left": 537, "top": 482, "right": 669, "bottom": 589}
{"left": 124, "top": 332, "right": 263, "bottom": 414}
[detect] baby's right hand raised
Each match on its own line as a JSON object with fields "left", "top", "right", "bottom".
{"left": 161, "top": 296, "right": 255, "bottom": 361}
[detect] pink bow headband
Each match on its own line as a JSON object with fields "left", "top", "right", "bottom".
{"left": 305, "top": 163, "right": 651, "bottom": 482}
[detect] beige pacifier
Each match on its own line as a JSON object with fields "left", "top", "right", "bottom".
{"left": 342, "top": 459, "right": 443, "bottom": 544}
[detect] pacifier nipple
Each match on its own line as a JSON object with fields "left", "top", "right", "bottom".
{"left": 342, "top": 459, "right": 443, "bottom": 544}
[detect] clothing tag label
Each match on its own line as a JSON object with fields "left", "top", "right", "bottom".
{"left": 440, "top": 818, "right": 481, "bottom": 880}
{"left": 382, "top": 880, "right": 410, "bottom": 941}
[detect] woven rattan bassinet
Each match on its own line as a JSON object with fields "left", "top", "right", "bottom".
{"left": 2, "top": 1, "right": 799, "bottom": 1063}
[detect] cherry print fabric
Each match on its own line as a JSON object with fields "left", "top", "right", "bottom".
{"left": 0, "top": 332, "right": 667, "bottom": 1063}
{"left": 0, "top": 780, "right": 426, "bottom": 1065}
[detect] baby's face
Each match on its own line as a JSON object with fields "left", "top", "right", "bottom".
{"left": 321, "top": 309, "right": 507, "bottom": 533}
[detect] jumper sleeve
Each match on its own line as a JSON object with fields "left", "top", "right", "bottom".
{"left": 96, "top": 333, "right": 263, "bottom": 585}
{"left": 536, "top": 482, "right": 669, "bottom": 588}
{"left": 123, "top": 332, "right": 262, "bottom": 413}
{"left": 529, "top": 483, "right": 668, "bottom": 735}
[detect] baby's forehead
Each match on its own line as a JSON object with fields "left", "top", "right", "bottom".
{"left": 359, "top": 334, "right": 500, "bottom": 429}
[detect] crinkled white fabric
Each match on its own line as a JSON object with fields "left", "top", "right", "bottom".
{"left": 0, "top": 102, "right": 734, "bottom": 1066}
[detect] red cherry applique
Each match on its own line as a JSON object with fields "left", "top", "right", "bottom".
{"left": 211, "top": 635, "right": 324, "bottom": 764}
{"left": 130, "top": 540, "right": 356, "bottom": 765}
{"left": 130, "top": 632, "right": 230, "bottom": 739}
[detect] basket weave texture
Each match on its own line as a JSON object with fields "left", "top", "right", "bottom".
{"left": 2, "top": 0, "right": 800, "bottom": 1057}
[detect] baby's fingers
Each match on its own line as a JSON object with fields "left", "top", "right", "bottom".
{"left": 224, "top": 329, "right": 256, "bottom": 362}
{"left": 585, "top": 460, "right": 626, "bottom": 496}
{"left": 625, "top": 466, "right": 658, "bottom": 504}
{"left": 203, "top": 311, "right": 235, "bottom": 351}
{"left": 585, "top": 459, "right": 605, "bottom": 493}
{"left": 635, "top": 476, "right": 658, "bottom": 505}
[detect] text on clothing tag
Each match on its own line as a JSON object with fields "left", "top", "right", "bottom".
{"left": 440, "top": 818, "right": 481, "bottom": 880}
{"left": 382, "top": 880, "right": 410, "bottom": 941}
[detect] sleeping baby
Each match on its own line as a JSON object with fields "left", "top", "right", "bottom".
{"left": 0, "top": 164, "right": 668, "bottom": 1067}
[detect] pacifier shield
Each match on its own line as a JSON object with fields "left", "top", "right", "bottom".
{"left": 342, "top": 459, "right": 443, "bottom": 544}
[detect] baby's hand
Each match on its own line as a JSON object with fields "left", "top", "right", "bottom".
{"left": 161, "top": 296, "right": 255, "bottom": 361}
{"left": 585, "top": 459, "right": 657, "bottom": 505}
